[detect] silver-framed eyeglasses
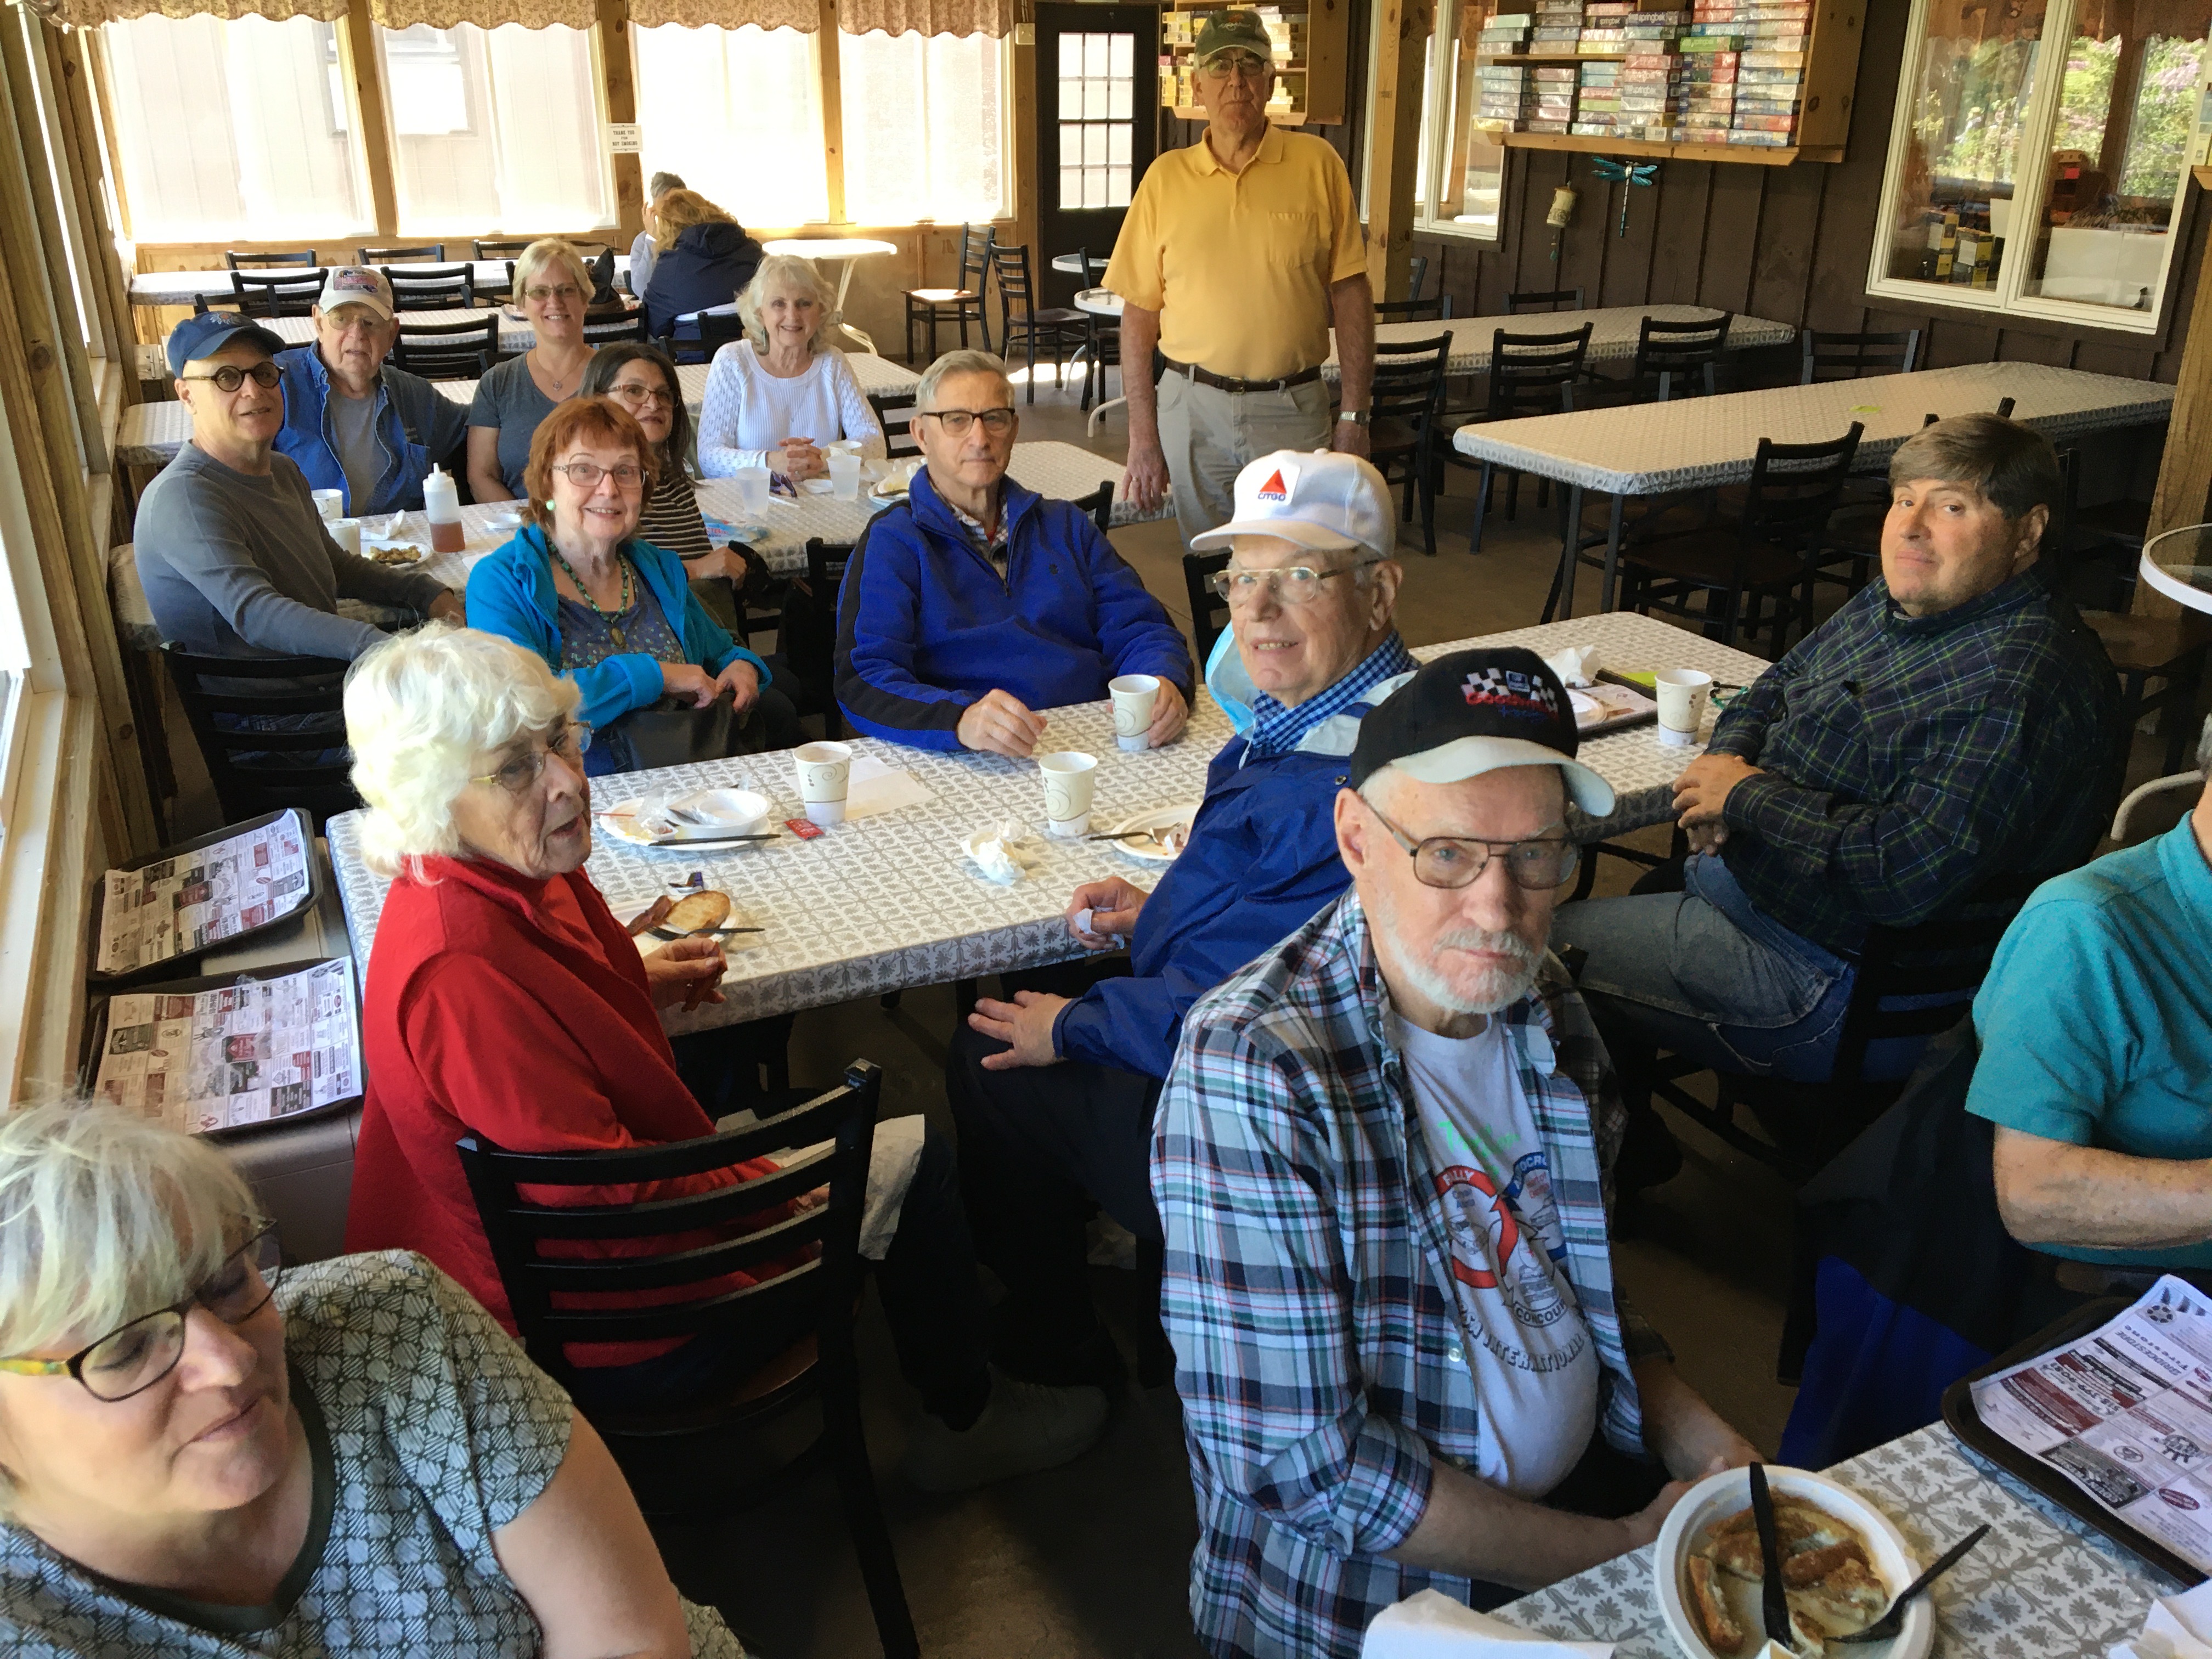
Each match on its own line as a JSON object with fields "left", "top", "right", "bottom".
{"left": 1211, "top": 560, "right": 1380, "bottom": 606}
{"left": 181, "top": 362, "right": 282, "bottom": 393}
{"left": 523, "top": 283, "right": 584, "bottom": 303}
{"left": 1365, "top": 802, "right": 1579, "bottom": 890}
{"left": 550, "top": 460, "right": 646, "bottom": 490}
{"left": 921, "top": 407, "right": 1017, "bottom": 437}
{"left": 0, "top": 1223, "right": 281, "bottom": 1402}
{"left": 472, "top": 721, "right": 592, "bottom": 794}
{"left": 1203, "top": 50, "right": 1272, "bottom": 80}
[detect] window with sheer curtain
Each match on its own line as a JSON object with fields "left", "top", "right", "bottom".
{"left": 97, "top": 12, "right": 374, "bottom": 244}
{"left": 633, "top": 23, "right": 828, "bottom": 228}
{"left": 377, "top": 22, "right": 612, "bottom": 235}
{"left": 839, "top": 30, "right": 1007, "bottom": 226}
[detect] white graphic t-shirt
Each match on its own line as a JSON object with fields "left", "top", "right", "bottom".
{"left": 1392, "top": 1011, "right": 1600, "bottom": 1497}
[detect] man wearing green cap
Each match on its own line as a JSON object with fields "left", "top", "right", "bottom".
{"left": 1104, "top": 8, "right": 1374, "bottom": 546}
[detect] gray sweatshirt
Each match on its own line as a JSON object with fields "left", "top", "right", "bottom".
{"left": 135, "top": 443, "right": 448, "bottom": 660}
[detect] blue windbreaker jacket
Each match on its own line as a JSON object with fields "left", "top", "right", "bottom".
{"left": 270, "top": 346, "right": 469, "bottom": 516}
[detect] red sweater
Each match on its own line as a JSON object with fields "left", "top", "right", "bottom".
{"left": 346, "top": 855, "right": 776, "bottom": 1366}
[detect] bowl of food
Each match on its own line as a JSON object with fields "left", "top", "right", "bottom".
{"left": 1655, "top": 1466, "right": 1927, "bottom": 1659}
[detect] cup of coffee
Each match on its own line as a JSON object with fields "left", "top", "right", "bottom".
{"left": 1109, "top": 674, "right": 1161, "bottom": 753}
{"left": 311, "top": 488, "right": 345, "bottom": 523}
{"left": 827, "top": 450, "right": 863, "bottom": 501}
{"left": 1039, "top": 751, "right": 1098, "bottom": 837}
{"left": 793, "top": 740, "right": 853, "bottom": 825}
{"left": 735, "top": 466, "right": 772, "bottom": 521}
{"left": 328, "top": 517, "right": 363, "bottom": 557}
{"left": 1654, "top": 669, "right": 1714, "bottom": 746}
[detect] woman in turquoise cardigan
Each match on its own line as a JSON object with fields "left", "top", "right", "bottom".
{"left": 466, "top": 396, "right": 793, "bottom": 774}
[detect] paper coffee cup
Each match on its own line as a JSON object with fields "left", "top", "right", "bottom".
{"left": 1654, "top": 669, "right": 1713, "bottom": 747}
{"left": 1110, "top": 674, "right": 1161, "bottom": 753}
{"left": 794, "top": 740, "right": 853, "bottom": 825}
{"left": 1039, "top": 751, "right": 1097, "bottom": 837}
{"left": 312, "top": 488, "right": 345, "bottom": 522}
{"left": 328, "top": 517, "right": 363, "bottom": 556}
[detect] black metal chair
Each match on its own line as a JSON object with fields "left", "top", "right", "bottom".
{"left": 455, "top": 1060, "right": 918, "bottom": 1659}
{"left": 904, "top": 222, "right": 992, "bottom": 363}
{"left": 1507, "top": 286, "right": 1585, "bottom": 313}
{"left": 785, "top": 538, "right": 856, "bottom": 735}
{"left": 161, "top": 647, "right": 359, "bottom": 830}
{"left": 1184, "top": 548, "right": 1232, "bottom": 665}
{"left": 988, "top": 244, "right": 1087, "bottom": 404}
{"left": 391, "top": 315, "right": 499, "bottom": 381}
{"left": 696, "top": 310, "right": 748, "bottom": 360}
{"left": 1620, "top": 423, "right": 1864, "bottom": 652}
{"left": 1585, "top": 310, "right": 1733, "bottom": 403}
{"left": 581, "top": 309, "right": 649, "bottom": 347}
{"left": 357, "top": 242, "right": 447, "bottom": 266}
{"left": 868, "top": 391, "right": 921, "bottom": 459}
{"left": 1799, "top": 328, "right": 1921, "bottom": 383}
{"left": 229, "top": 268, "right": 326, "bottom": 319}
{"left": 1375, "top": 294, "right": 1454, "bottom": 323}
{"left": 1408, "top": 252, "right": 1429, "bottom": 302}
{"left": 472, "top": 239, "right": 534, "bottom": 304}
{"left": 1074, "top": 246, "right": 1120, "bottom": 412}
{"left": 1459, "top": 323, "right": 1592, "bottom": 556}
{"left": 227, "top": 249, "right": 315, "bottom": 270}
{"left": 1367, "top": 332, "right": 1452, "bottom": 556}
{"left": 1073, "top": 481, "right": 1114, "bottom": 537}
{"left": 384, "top": 263, "right": 476, "bottom": 311}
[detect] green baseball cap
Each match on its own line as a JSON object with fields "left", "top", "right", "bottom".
{"left": 1194, "top": 9, "right": 1276, "bottom": 66}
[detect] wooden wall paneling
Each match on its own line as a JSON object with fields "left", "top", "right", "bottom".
{"left": 1594, "top": 161, "right": 1663, "bottom": 309}
{"left": 1993, "top": 328, "right": 2069, "bottom": 366}
{"left": 1011, "top": 0, "right": 1038, "bottom": 262}
{"left": 341, "top": 7, "right": 399, "bottom": 239}
{"left": 1696, "top": 163, "right": 1763, "bottom": 315}
{"left": 2148, "top": 187, "right": 2211, "bottom": 383}
{"left": 81, "top": 29, "right": 129, "bottom": 250}
{"left": 1745, "top": 162, "right": 1824, "bottom": 329}
{"left": 1920, "top": 318, "right": 1999, "bottom": 370}
{"left": 1641, "top": 163, "right": 1709, "bottom": 306}
{"left": 2143, "top": 205, "right": 2212, "bottom": 583}
{"left": 597, "top": 0, "right": 642, "bottom": 240}
{"left": 817, "top": 0, "right": 848, "bottom": 223}
{"left": 1362, "top": 0, "right": 1430, "bottom": 300}
{"left": 48, "top": 29, "right": 133, "bottom": 379}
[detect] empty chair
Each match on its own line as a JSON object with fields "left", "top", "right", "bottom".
{"left": 357, "top": 242, "right": 447, "bottom": 265}
{"left": 1458, "top": 322, "right": 1592, "bottom": 557}
{"left": 229, "top": 267, "right": 326, "bottom": 319}
{"left": 1374, "top": 294, "right": 1454, "bottom": 323}
{"left": 1587, "top": 310, "right": 1733, "bottom": 403}
{"left": 390, "top": 314, "right": 499, "bottom": 381}
{"left": 227, "top": 249, "right": 315, "bottom": 269}
{"left": 870, "top": 390, "right": 922, "bottom": 459}
{"left": 988, "top": 244, "right": 1087, "bottom": 403}
{"left": 1364, "top": 332, "right": 1452, "bottom": 556}
{"left": 383, "top": 263, "right": 475, "bottom": 311}
{"left": 782, "top": 536, "right": 856, "bottom": 731}
{"left": 161, "top": 646, "right": 359, "bottom": 828}
{"left": 904, "top": 223, "right": 992, "bottom": 363}
{"left": 1408, "top": 252, "right": 1429, "bottom": 301}
{"left": 1800, "top": 328, "right": 1922, "bottom": 383}
{"left": 1506, "top": 286, "right": 1585, "bottom": 314}
{"left": 580, "top": 309, "right": 648, "bottom": 347}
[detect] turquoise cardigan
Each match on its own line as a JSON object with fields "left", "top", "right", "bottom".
{"left": 465, "top": 524, "right": 771, "bottom": 732}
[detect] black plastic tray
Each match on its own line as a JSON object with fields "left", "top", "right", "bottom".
{"left": 1941, "top": 1294, "right": 2205, "bottom": 1587}
{"left": 80, "top": 954, "right": 363, "bottom": 1142}
{"left": 88, "top": 808, "right": 323, "bottom": 985}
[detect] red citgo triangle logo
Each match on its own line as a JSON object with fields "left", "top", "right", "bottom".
{"left": 1255, "top": 469, "right": 1289, "bottom": 501}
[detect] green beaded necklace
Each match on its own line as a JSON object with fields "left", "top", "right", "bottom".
{"left": 549, "top": 546, "right": 634, "bottom": 650}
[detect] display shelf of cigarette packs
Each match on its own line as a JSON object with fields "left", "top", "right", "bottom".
{"left": 1160, "top": 2, "right": 1350, "bottom": 126}
{"left": 1470, "top": 0, "right": 1863, "bottom": 165}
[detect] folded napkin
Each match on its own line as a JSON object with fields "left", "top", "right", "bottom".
{"left": 847, "top": 754, "right": 935, "bottom": 820}
{"left": 966, "top": 820, "right": 1042, "bottom": 885}
{"left": 1362, "top": 1592, "right": 1615, "bottom": 1659}
{"left": 2111, "top": 1578, "right": 2212, "bottom": 1659}
{"left": 1544, "top": 646, "right": 1602, "bottom": 689}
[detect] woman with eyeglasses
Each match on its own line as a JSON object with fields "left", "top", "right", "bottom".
{"left": 466, "top": 397, "right": 793, "bottom": 773}
{"left": 696, "top": 252, "right": 884, "bottom": 482}
{"left": 467, "top": 238, "right": 602, "bottom": 504}
{"left": 0, "top": 1101, "right": 742, "bottom": 1656}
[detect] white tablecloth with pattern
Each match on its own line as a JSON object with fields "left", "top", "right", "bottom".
{"left": 1329, "top": 306, "right": 1798, "bottom": 380}
{"left": 1449, "top": 362, "right": 2177, "bottom": 497}
{"left": 321, "top": 614, "right": 1770, "bottom": 1029}
{"left": 127, "top": 259, "right": 631, "bottom": 308}
{"left": 1493, "top": 1424, "right": 2177, "bottom": 1659}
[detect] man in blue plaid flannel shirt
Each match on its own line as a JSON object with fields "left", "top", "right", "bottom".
{"left": 1156, "top": 648, "right": 1759, "bottom": 1659}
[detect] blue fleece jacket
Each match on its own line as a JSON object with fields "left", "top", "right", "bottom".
{"left": 465, "top": 525, "right": 770, "bottom": 732}
{"left": 270, "top": 346, "right": 469, "bottom": 516}
{"left": 833, "top": 470, "right": 1193, "bottom": 751}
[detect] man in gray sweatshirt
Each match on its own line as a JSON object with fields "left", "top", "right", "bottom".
{"left": 136, "top": 311, "right": 464, "bottom": 662}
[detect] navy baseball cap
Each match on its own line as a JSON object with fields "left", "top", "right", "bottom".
{"left": 1350, "top": 647, "right": 1615, "bottom": 814}
{"left": 166, "top": 312, "right": 287, "bottom": 378}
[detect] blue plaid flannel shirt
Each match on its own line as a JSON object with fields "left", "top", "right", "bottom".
{"left": 1154, "top": 891, "right": 1668, "bottom": 1659}
{"left": 1243, "top": 634, "right": 1418, "bottom": 759}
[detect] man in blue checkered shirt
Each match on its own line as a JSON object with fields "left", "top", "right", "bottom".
{"left": 1552, "top": 414, "right": 2119, "bottom": 1186}
{"left": 1156, "top": 648, "right": 1758, "bottom": 1659}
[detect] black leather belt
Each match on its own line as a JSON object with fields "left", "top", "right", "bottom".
{"left": 1164, "top": 357, "right": 1322, "bottom": 394}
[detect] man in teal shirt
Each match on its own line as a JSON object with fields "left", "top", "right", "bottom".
{"left": 1968, "top": 715, "right": 2212, "bottom": 1271}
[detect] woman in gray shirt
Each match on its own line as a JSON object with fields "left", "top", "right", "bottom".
{"left": 467, "top": 239, "right": 599, "bottom": 500}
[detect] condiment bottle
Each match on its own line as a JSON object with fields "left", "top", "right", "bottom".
{"left": 424, "top": 465, "right": 465, "bottom": 555}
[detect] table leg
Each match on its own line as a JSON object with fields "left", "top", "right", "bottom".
{"left": 1557, "top": 486, "right": 1584, "bottom": 618}
{"left": 1598, "top": 494, "right": 1627, "bottom": 614}
{"left": 827, "top": 256, "right": 879, "bottom": 356}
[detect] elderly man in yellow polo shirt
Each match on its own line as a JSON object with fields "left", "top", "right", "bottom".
{"left": 1105, "top": 8, "right": 1375, "bottom": 546}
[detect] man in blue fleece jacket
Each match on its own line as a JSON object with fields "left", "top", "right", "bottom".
{"left": 948, "top": 449, "right": 1412, "bottom": 1384}
{"left": 834, "top": 351, "right": 1194, "bottom": 755}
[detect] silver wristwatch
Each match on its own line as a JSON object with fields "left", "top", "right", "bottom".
{"left": 1338, "top": 409, "right": 1372, "bottom": 427}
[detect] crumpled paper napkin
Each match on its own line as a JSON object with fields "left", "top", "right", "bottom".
{"left": 1544, "top": 646, "right": 1602, "bottom": 688}
{"left": 1362, "top": 1592, "right": 1615, "bottom": 1659}
{"left": 2111, "top": 1578, "right": 2212, "bottom": 1659}
{"left": 966, "top": 820, "right": 1042, "bottom": 885}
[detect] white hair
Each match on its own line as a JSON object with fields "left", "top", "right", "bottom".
{"left": 345, "top": 623, "right": 579, "bottom": 880}
{"left": 513, "top": 238, "right": 595, "bottom": 304}
{"left": 917, "top": 348, "right": 1013, "bottom": 414}
{"left": 736, "top": 253, "right": 838, "bottom": 355}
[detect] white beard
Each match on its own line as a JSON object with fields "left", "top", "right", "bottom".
{"left": 1366, "top": 884, "right": 1543, "bottom": 1017}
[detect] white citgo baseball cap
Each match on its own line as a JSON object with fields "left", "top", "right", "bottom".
{"left": 1188, "top": 449, "right": 1397, "bottom": 561}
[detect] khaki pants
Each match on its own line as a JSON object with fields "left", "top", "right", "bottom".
{"left": 1155, "top": 368, "right": 1333, "bottom": 547}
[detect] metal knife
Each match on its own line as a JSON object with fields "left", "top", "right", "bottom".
{"left": 1750, "top": 1462, "right": 1792, "bottom": 1650}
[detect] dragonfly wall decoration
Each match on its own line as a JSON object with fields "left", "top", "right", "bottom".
{"left": 1590, "top": 156, "right": 1660, "bottom": 237}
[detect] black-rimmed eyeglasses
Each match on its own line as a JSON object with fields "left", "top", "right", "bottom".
{"left": 180, "top": 362, "right": 282, "bottom": 393}
{"left": 920, "top": 408, "right": 1017, "bottom": 437}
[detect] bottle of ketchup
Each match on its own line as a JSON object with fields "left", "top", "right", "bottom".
{"left": 424, "top": 465, "right": 465, "bottom": 556}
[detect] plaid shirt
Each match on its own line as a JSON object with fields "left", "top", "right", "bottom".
{"left": 1155, "top": 892, "right": 1667, "bottom": 1659}
{"left": 1245, "top": 633, "right": 1418, "bottom": 759}
{"left": 1709, "top": 565, "right": 2119, "bottom": 956}
{"left": 946, "top": 490, "right": 1011, "bottom": 568}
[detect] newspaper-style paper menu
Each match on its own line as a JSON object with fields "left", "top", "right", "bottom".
{"left": 95, "top": 817, "right": 313, "bottom": 975}
{"left": 1971, "top": 1274, "right": 2212, "bottom": 1573}
{"left": 91, "top": 960, "right": 360, "bottom": 1135}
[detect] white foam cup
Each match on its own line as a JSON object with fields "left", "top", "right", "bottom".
{"left": 1039, "top": 751, "right": 1098, "bottom": 837}
{"left": 793, "top": 741, "right": 853, "bottom": 825}
{"left": 1110, "top": 674, "right": 1162, "bottom": 752}
{"left": 328, "top": 517, "right": 363, "bottom": 556}
{"left": 1654, "top": 669, "right": 1714, "bottom": 746}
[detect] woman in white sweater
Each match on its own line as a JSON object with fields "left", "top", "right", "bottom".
{"left": 696, "top": 252, "right": 885, "bottom": 479}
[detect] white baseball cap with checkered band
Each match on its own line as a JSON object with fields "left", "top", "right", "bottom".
{"left": 1187, "top": 449, "right": 1397, "bottom": 562}
{"left": 317, "top": 267, "right": 394, "bottom": 321}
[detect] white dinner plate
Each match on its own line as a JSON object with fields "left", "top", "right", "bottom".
{"left": 1653, "top": 1465, "right": 1930, "bottom": 1659}
{"left": 598, "top": 788, "right": 774, "bottom": 851}
{"left": 1568, "top": 688, "right": 1599, "bottom": 717}
{"left": 1104, "top": 803, "right": 1201, "bottom": 864}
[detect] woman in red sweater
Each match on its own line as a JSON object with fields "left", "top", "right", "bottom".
{"left": 340, "top": 622, "right": 1105, "bottom": 1492}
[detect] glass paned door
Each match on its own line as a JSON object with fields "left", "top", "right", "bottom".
{"left": 1037, "top": 4, "right": 1158, "bottom": 307}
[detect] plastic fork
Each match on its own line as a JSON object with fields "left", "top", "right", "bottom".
{"left": 1833, "top": 1523, "right": 1989, "bottom": 1644}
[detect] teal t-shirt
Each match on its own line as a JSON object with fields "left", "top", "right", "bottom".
{"left": 1966, "top": 814, "right": 2212, "bottom": 1268}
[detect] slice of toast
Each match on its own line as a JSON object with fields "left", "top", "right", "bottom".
{"left": 664, "top": 891, "right": 731, "bottom": 934}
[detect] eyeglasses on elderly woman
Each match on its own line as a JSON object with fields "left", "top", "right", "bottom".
{"left": 470, "top": 720, "right": 592, "bottom": 795}
{"left": 0, "top": 1223, "right": 280, "bottom": 1403}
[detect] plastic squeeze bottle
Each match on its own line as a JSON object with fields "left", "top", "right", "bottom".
{"left": 424, "top": 465, "right": 465, "bottom": 555}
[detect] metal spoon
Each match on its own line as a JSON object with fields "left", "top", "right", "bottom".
{"left": 1833, "top": 1523, "right": 1989, "bottom": 1644}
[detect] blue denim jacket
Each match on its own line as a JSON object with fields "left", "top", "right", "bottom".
{"left": 272, "top": 346, "right": 470, "bottom": 516}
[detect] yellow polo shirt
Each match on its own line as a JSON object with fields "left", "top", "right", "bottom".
{"left": 1104, "top": 125, "right": 1367, "bottom": 382}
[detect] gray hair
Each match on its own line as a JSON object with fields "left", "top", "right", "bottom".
{"left": 1888, "top": 413, "right": 2063, "bottom": 520}
{"left": 737, "top": 253, "right": 838, "bottom": 355}
{"left": 917, "top": 348, "right": 1013, "bottom": 413}
{"left": 513, "top": 238, "right": 595, "bottom": 306}
{"left": 345, "top": 623, "right": 580, "bottom": 880}
{"left": 647, "top": 170, "right": 685, "bottom": 200}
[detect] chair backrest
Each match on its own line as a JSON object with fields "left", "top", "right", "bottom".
{"left": 1739, "top": 422, "right": 1865, "bottom": 549}
{"left": 1633, "top": 311, "right": 1731, "bottom": 398}
{"left": 358, "top": 243, "right": 447, "bottom": 265}
{"left": 230, "top": 268, "right": 327, "bottom": 318}
{"left": 191, "top": 293, "right": 242, "bottom": 318}
{"left": 455, "top": 1061, "right": 882, "bottom": 1392}
{"left": 1831, "top": 874, "right": 2041, "bottom": 1082}
{"left": 473, "top": 238, "right": 536, "bottom": 261}
{"left": 870, "top": 392, "right": 921, "bottom": 459}
{"left": 1073, "top": 482, "right": 1114, "bottom": 536}
{"left": 1375, "top": 295, "right": 1454, "bottom": 323}
{"left": 698, "top": 311, "right": 748, "bottom": 356}
{"left": 988, "top": 244, "right": 1037, "bottom": 329}
{"left": 791, "top": 538, "right": 856, "bottom": 691}
{"left": 1487, "top": 323, "right": 1593, "bottom": 419}
{"left": 1799, "top": 328, "right": 1922, "bottom": 385}
{"left": 1994, "top": 396, "right": 2016, "bottom": 419}
{"left": 391, "top": 314, "right": 499, "bottom": 381}
{"left": 1507, "top": 286, "right": 1584, "bottom": 314}
{"left": 160, "top": 646, "right": 359, "bottom": 828}
{"left": 960, "top": 224, "right": 995, "bottom": 291}
{"left": 383, "top": 263, "right": 475, "bottom": 311}
{"left": 1369, "top": 332, "right": 1452, "bottom": 450}
{"left": 1183, "top": 549, "right": 1232, "bottom": 666}
{"left": 1408, "top": 253, "right": 1429, "bottom": 301}
{"left": 581, "top": 309, "right": 649, "bottom": 347}
{"left": 227, "top": 249, "right": 315, "bottom": 270}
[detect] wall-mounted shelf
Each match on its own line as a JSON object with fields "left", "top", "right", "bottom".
{"left": 1159, "top": 2, "right": 1348, "bottom": 126}
{"left": 1496, "top": 129, "right": 1843, "bottom": 165}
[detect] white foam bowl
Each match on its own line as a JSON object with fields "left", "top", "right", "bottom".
{"left": 1653, "top": 1465, "right": 1930, "bottom": 1659}
{"left": 668, "top": 787, "right": 770, "bottom": 835}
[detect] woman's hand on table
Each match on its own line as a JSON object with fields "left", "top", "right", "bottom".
{"left": 1148, "top": 682, "right": 1189, "bottom": 747}
{"left": 660, "top": 662, "right": 720, "bottom": 707}
{"left": 642, "top": 935, "right": 726, "bottom": 1010}
{"left": 1066, "top": 878, "right": 1146, "bottom": 947}
{"left": 427, "top": 591, "right": 466, "bottom": 625}
{"left": 714, "top": 657, "right": 761, "bottom": 715}
{"left": 778, "top": 438, "right": 826, "bottom": 481}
